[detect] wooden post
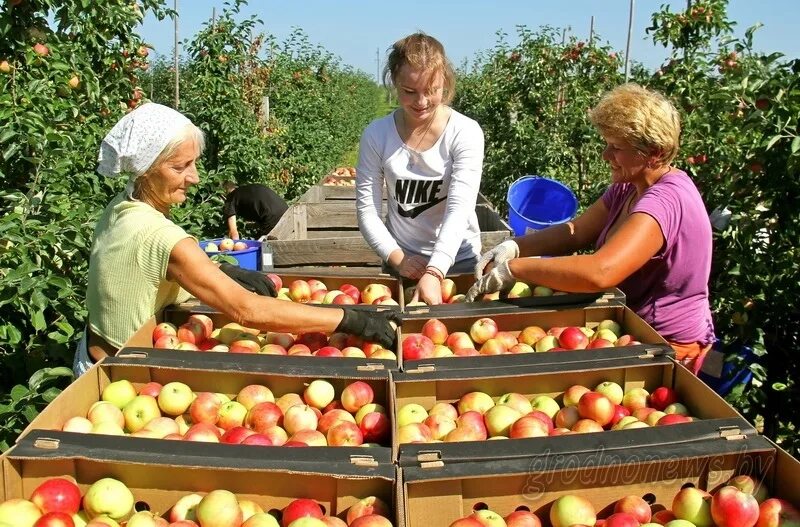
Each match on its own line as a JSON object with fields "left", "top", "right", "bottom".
{"left": 624, "top": 0, "right": 635, "bottom": 82}
{"left": 173, "top": 0, "right": 179, "bottom": 109}
{"left": 212, "top": 7, "right": 216, "bottom": 30}
{"left": 260, "top": 96, "right": 270, "bottom": 129}
{"left": 589, "top": 16, "right": 595, "bottom": 46}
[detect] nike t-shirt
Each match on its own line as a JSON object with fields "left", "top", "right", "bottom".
{"left": 356, "top": 108, "right": 484, "bottom": 275}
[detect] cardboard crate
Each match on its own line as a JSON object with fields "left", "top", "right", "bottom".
{"left": 398, "top": 302, "right": 667, "bottom": 370}
{"left": 400, "top": 433, "right": 800, "bottom": 527}
{"left": 19, "top": 353, "right": 394, "bottom": 459}
{"left": 124, "top": 304, "right": 401, "bottom": 370}
{"left": 391, "top": 355, "right": 753, "bottom": 466}
{"left": 265, "top": 203, "right": 511, "bottom": 268}
{"left": 1, "top": 430, "right": 399, "bottom": 525}
{"left": 402, "top": 275, "right": 626, "bottom": 316}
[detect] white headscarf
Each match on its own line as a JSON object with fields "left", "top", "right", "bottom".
{"left": 97, "top": 103, "right": 193, "bottom": 196}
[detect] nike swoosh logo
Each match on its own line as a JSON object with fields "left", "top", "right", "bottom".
{"left": 397, "top": 197, "right": 446, "bottom": 219}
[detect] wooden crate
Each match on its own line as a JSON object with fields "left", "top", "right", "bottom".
{"left": 266, "top": 203, "right": 512, "bottom": 268}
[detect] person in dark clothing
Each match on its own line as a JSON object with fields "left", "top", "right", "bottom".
{"left": 223, "top": 181, "right": 288, "bottom": 239}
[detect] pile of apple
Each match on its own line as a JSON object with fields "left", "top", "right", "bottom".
{"left": 322, "top": 167, "right": 356, "bottom": 186}
{"left": 152, "top": 314, "right": 396, "bottom": 360}
{"left": 0, "top": 474, "right": 395, "bottom": 527}
{"left": 60, "top": 377, "right": 390, "bottom": 447}
{"left": 402, "top": 317, "right": 640, "bottom": 360}
{"left": 396, "top": 382, "right": 695, "bottom": 443}
{"left": 204, "top": 238, "right": 249, "bottom": 253}
{"left": 404, "top": 280, "right": 557, "bottom": 307}
{"left": 266, "top": 275, "right": 397, "bottom": 306}
{"left": 447, "top": 475, "right": 799, "bottom": 527}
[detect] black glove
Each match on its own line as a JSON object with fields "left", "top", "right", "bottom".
{"left": 220, "top": 263, "right": 277, "bottom": 297}
{"left": 336, "top": 309, "right": 400, "bottom": 350}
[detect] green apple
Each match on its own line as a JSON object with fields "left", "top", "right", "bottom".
{"left": 530, "top": 395, "right": 561, "bottom": 419}
{"left": 533, "top": 285, "right": 553, "bottom": 296}
{"left": 597, "top": 319, "right": 622, "bottom": 338}
{"left": 595, "top": 381, "right": 624, "bottom": 405}
{"left": 593, "top": 328, "right": 618, "bottom": 343}
{"left": 101, "top": 379, "right": 137, "bottom": 409}
{"left": 242, "top": 512, "right": 281, "bottom": 526}
{"left": 0, "top": 499, "right": 41, "bottom": 527}
{"left": 82, "top": 478, "right": 134, "bottom": 521}
{"left": 157, "top": 382, "right": 194, "bottom": 416}
{"left": 396, "top": 403, "right": 429, "bottom": 427}
{"left": 122, "top": 395, "right": 161, "bottom": 432}
{"left": 507, "top": 281, "right": 532, "bottom": 298}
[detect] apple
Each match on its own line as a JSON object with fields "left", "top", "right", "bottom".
{"left": 506, "top": 281, "right": 532, "bottom": 299}
{"left": 421, "top": 319, "right": 449, "bottom": 345}
{"left": 559, "top": 326, "right": 589, "bottom": 349}
{"left": 154, "top": 335, "right": 180, "bottom": 349}
{"left": 571, "top": 418, "right": 604, "bottom": 433}
{"left": 554, "top": 406, "right": 580, "bottom": 429}
{"left": 397, "top": 403, "right": 429, "bottom": 427}
{"left": 0, "top": 498, "right": 42, "bottom": 527}
{"left": 456, "top": 411, "right": 488, "bottom": 439}
{"left": 0, "top": 60, "right": 12, "bottom": 74}
{"left": 62, "top": 416, "right": 93, "bottom": 433}
{"left": 195, "top": 489, "right": 242, "bottom": 527}
{"left": 186, "top": 314, "right": 213, "bottom": 339}
{"left": 244, "top": 401, "right": 282, "bottom": 433}
{"left": 672, "top": 487, "right": 714, "bottom": 527}
{"left": 517, "top": 326, "right": 546, "bottom": 345}
{"left": 549, "top": 495, "right": 596, "bottom": 527}
{"left": 577, "top": 391, "right": 615, "bottom": 426}
{"left": 204, "top": 242, "right": 220, "bottom": 253}
{"left": 141, "top": 417, "right": 180, "bottom": 438}
{"left": 610, "top": 404, "right": 631, "bottom": 426}
{"left": 264, "top": 332, "right": 294, "bottom": 348}
{"left": 266, "top": 273, "right": 283, "bottom": 290}
{"left": 449, "top": 519, "right": 484, "bottom": 527}
{"left": 30, "top": 478, "right": 81, "bottom": 516}
{"left": 438, "top": 334, "right": 469, "bottom": 353}
{"left": 233, "top": 241, "right": 248, "bottom": 251}
{"left": 508, "top": 343, "right": 534, "bottom": 353}
{"left": 349, "top": 516, "right": 392, "bottom": 527}
{"left": 82, "top": 478, "right": 134, "bottom": 521}
{"left": 243, "top": 513, "right": 281, "bottom": 527}
{"left": 289, "top": 280, "right": 312, "bottom": 303}
{"left": 622, "top": 387, "right": 650, "bottom": 412}
{"left": 124, "top": 510, "right": 169, "bottom": 527}
{"left": 261, "top": 426, "right": 289, "bottom": 446}
{"left": 137, "top": 382, "right": 162, "bottom": 398}
{"left": 236, "top": 383, "right": 275, "bottom": 410}
{"left": 595, "top": 381, "right": 624, "bottom": 405}
{"left": 534, "top": 335, "right": 558, "bottom": 352}
{"left": 597, "top": 319, "right": 622, "bottom": 338}
{"left": 504, "top": 510, "right": 541, "bottom": 527}
{"left": 497, "top": 393, "right": 533, "bottom": 415}
{"left": 562, "top": 385, "right": 590, "bottom": 407}
{"left": 727, "top": 475, "right": 769, "bottom": 503}
{"left": 361, "top": 284, "right": 392, "bottom": 305}
{"left": 169, "top": 493, "right": 202, "bottom": 522}
{"left": 482, "top": 404, "right": 521, "bottom": 437}
{"left": 360, "top": 411, "right": 390, "bottom": 443}
{"left": 238, "top": 500, "right": 264, "bottom": 522}
{"left": 217, "top": 401, "right": 248, "bottom": 430}
{"left": 341, "top": 381, "right": 374, "bottom": 413}
{"left": 651, "top": 510, "right": 677, "bottom": 524}
{"left": 471, "top": 509, "right": 506, "bottom": 527}
{"left": 423, "top": 413, "right": 457, "bottom": 440}
{"left": 615, "top": 334, "right": 638, "bottom": 347}
{"left": 605, "top": 512, "right": 640, "bottom": 527}
{"left": 398, "top": 423, "right": 433, "bottom": 443}
{"left": 123, "top": 394, "right": 161, "bottom": 432}
{"left": 402, "top": 334, "right": 435, "bottom": 361}
{"left": 87, "top": 401, "right": 125, "bottom": 428}
{"left": 296, "top": 332, "right": 328, "bottom": 352}
{"left": 327, "top": 421, "right": 364, "bottom": 446}
{"left": 276, "top": 393, "right": 304, "bottom": 414}
{"left": 219, "top": 238, "right": 235, "bottom": 251}
{"left": 346, "top": 497, "right": 390, "bottom": 525}
{"left": 509, "top": 415, "right": 549, "bottom": 439}
{"left": 282, "top": 499, "right": 324, "bottom": 527}
{"left": 157, "top": 382, "right": 194, "bottom": 416}
{"left": 664, "top": 402, "right": 690, "bottom": 416}
{"left": 614, "top": 495, "right": 651, "bottom": 524}
{"left": 33, "top": 43, "right": 49, "bottom": 56}
{"left": 587, "top": 338, "right": 614, "bottom": 349}
{"left": 177, "top": 321, "right": 205, "bottom": 345}
{"left": 304, "top": 379, "right": 335, "bottom": 409}
{"left": 283, "top": 405, "right": 319, "bottom": 435}
{"left": 428, "top": 402, "right": 458, "bottom": 420}
{"left": 530, "top": 395, "right": 560, "bottom": 419}
{"left": 182, "top": 422, "right": 221, "bottom": 442}
{"left": 230, "top": 339, "right": 261, "bottom": 354}
{"left": 757, "top": 498, "right": 800, "bottom": 527}
{"left": 90, "top": 421, "right": 125, "bottom": 436}
{"left": 152, "top": 322, "right": 177, "bottom": 343}
{"left": 316, "top": 409, "right": 355, "bottom": 435}
{"left": 649, "top": 386, "right": 679, "bottom": 411}
{"left": 479, "top": 339, "right": 507, "bottom": 355}
{"left": 101, "top": 379, "right": 137, "bottom": 409}
{"left": 469, "top": 318, "right": 498, "bottom": 344}
{"left": 339, "top": 283, "right": 361, "bottom": 303}
{"left": 711, "top": 486, "right": 759, "bottom": 527}
{"left": 457, "top": 391, "right": 495, "bottom": 415}
{"left": 188, "top": 392, "right": 221, "bottom": 425}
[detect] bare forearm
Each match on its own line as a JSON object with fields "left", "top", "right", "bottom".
{"left": 214, "top": 293, "right": 345, "bottom": 334}
{"left": 507, "top": 254, "right": 612, "bottom": 293}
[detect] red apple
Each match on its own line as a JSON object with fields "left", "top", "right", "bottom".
{"left": 220, "top": 426, "right": 256, "bottom": 444}
{"left": 346, "top": 496, "right": 390, "bottom": 525}
{"left": 349, "top": 515, "right": 392, "bottom": 527}
{"left": 604, "top": 512, "right": 640, "bottom": 527}
{"left": 504, "top": 510, "right": 541, "bottom": 527}
{"left": 711, "top": 485, "right": 759, "bottom": 527}
{"left": 446, "top": 332, "right": 474, "bottom": 350}
{"left": 266, "top": 273, "right": 282, "bottom": 290}
{"left": 517, "top": 326, "right": 547, "bottom": 345}
{"left": 577, "top": 391, "right": 615, "bottom": 426}
{"left": 649, "top": 386, "right": 679, "bottom": 411}
{"left": 558, "top": 326, "right": 589, "bottom": 350}
{"left": 282, "top": 499, "right": 324, "bottom": 527}
{"left": 33, "top": 511, "right": 75, "bottom": 527}
{"left": 33, "top": 43, "right": 49, "bottom": 56}
{"left": 340, "top": 381, "right": 374, "bottom": 413}
{"left": 562, "top": 385, "right": 591, "bottom": 407}
{"left": 614, "top": 496, "right": 651, "bottom": 524}
{"left": 152, "top": 322, "right": 177, "bottom": 343}
{"left": 296, "top": 332, "right": 328, "bottom": 352}
{"left": 183, "top": 422, "right": 221, "bottom": 442}
{"left": 469, "top": 318, "right": 498, "bottom": 345}
{"left": 509, "top": 415, "right": 549, "bottom": 439}
{"left": 327, "top": 421, "right": 364, "bottom": 446}
{"left": 339, "top": 283, "right": 361, "bottom": 303}
{"left": 360, "top": 411, "right": 390, "bottom": 443}
{"left": 421, "top": 319, "right": 449, "bottom": 345}
{"left": 189, "top": 392, "right": 222, "bottom": 425}
{"left": 402, "top": 334, "right": 435, "bottom": 361}
{"left": 30, "top": 478, "right": 82, "bottom": 515}
{"left": 657, "top": 414, "right": 692, "bottom": 426}
{"left": 241, "top": 433, "right": 275, "bottom": 446}
{"left": 587, "top": 338, "right": 614, "bottom": 349}
{"left": 757, "top": 498, "right": 800, "bottom": 527}
{"left": 154, "top": 335, "right": 180, "bottom": 349}
{"left": 571, "top": 419, "right": 604, "bottom": 433}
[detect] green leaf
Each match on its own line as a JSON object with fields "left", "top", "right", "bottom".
{"left": 792, "top": 136, "right": 800, "bottom": 154}
{"left": 766, "top": 135, "right": 782, "bottom": 150}
{"left": 31, "top": 310, "right": 47, "bottom": 331}
{"left": 772, "top": 382, "right": 788, "bottom": 391}
{"left": 10, "top": 385, "right": 29, "bottom": 403}
{"left": 42, "top": 387, "right": 62, "bottom": 403}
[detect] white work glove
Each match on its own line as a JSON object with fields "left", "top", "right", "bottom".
{"left": 465, "top": 261, "right": 516, "bottom": 302}
{"left": 475, "top": 240, "right": 520, "bottom": 279}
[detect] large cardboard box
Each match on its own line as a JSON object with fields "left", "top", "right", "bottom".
{"left": 398, "top": 302, "right": 668, "bottom": 370}
{"left": 266, "top": 203, "right": 511, "bottom": 268}
{"left": 400, "top": 433, "right": 798, "bottom": 526}
{"left": 18, "top": 353, "right": 394, "bottom": 460}
{"left": 1, "top": 430, "right": 399, "bottom": 525}
{"left": 392, "top": 355, "right": 752, "bottom": 466}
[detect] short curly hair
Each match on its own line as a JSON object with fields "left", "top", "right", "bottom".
{"left": 383, "top": 32, "right": 456, "bottom": 105}
{"left": 589, "top": 83, "right": 681, "bottom": 166}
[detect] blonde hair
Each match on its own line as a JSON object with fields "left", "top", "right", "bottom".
{"left": 589, "top": 83, "right": 681, "bottom": 166}
{"left": 384, "top": 32, "right": 456, "bottom": 104}
{"left": 133, "top": 124, "right": 205, "bottom": 201}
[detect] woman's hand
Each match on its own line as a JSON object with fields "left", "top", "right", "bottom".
{"left": 219, "top": 264, "right": 277, "bottom": 297}
{"left": 465, "top": 261, "right": 517, "bottom": 302}
{"left": 335, "top": 309, "right": 400, "bottom": 349}
{"left": 413, "top": 272, "right": 444, "bottom": 305}
{"left": 475, "top": 240, "right": 519, "bottom": 279}
{"left": 388, "top": 250, "right": 427, "bottom": 279}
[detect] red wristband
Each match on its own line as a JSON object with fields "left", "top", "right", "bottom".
{"left": 425, "top": 267, "right": 444, "bottom": 281}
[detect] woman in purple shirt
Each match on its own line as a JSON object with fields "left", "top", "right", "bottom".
{"left": 466, "top": 83, "right": 715, "bottom": 373}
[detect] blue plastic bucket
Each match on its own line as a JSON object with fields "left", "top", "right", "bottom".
{"left": 698, "top": 341, "right": 755, "bottom": 397}
{"left": 506, "top": 176, "right": 579, "bottom": 236}
{"left": 200, "top": 239, "right": 261, "bottom": 270}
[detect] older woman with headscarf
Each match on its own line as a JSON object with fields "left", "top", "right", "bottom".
{"left": 466, "top": 84, "right": 715, "bottom": 374}
{"left": 73, "top": 103, "right": 398, "bottom": 376}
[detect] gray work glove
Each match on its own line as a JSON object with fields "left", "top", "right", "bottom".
{"left": 475, "top": 240, "right": 520, "bottom": 279}
{"left": 465, "top": 261, "right": 517, "bottom": 303}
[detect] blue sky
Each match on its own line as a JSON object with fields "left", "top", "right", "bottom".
{"left": 141, "top": 1, "right": 798, "bottom": 79}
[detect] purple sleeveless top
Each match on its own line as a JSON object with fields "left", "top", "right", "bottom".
{"left": 598, "top": 170, "right": 715, "bottom": 345}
